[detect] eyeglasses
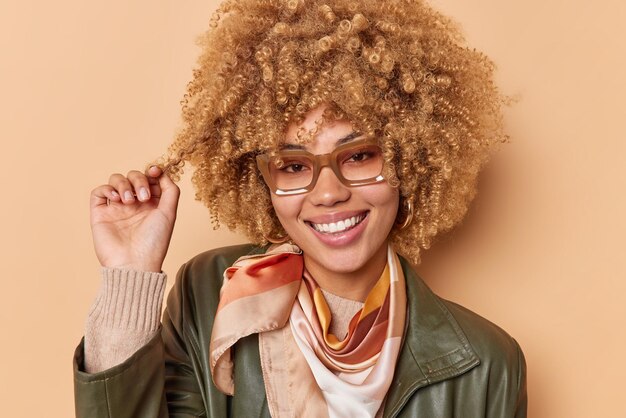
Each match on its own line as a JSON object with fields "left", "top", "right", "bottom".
{"left": 256, "top": 136, "right": 385, "bottom": 196}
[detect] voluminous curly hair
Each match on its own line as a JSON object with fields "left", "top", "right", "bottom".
{"left": 158, "top": 0, "right": 507, "bottom": 265}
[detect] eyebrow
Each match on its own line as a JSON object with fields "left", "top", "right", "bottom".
{"left": 280, "top": 132, "right": 362, "bottom": 151}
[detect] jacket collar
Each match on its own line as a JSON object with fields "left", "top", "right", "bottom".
{"left": 382, "top": 256, "right": 480, "bottom": 417}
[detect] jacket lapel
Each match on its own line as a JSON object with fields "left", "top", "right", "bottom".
{"left": 383, "top": 256, "right": 480, "bottom": 418}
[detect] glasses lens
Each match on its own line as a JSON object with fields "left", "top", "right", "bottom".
{"left": 336, "top": 143, "right": 384, "bottom": 181}
{"left": 268, "top": 155, "right": 315, "bottom": 191}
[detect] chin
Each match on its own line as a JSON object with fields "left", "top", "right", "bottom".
{"left": 317, "top": 252, "right": 368, "bottom": 274}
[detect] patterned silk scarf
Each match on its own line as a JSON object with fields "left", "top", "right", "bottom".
{"left": 209, "top": 244, "right": 407, "bottom": 418}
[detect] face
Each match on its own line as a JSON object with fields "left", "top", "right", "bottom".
{"left": 269, "top": 105, "right": 400, "bottom": 277}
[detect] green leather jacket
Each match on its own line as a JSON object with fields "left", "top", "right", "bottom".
{"left": 74, "top": 244, "right": 527, "bottom": 417}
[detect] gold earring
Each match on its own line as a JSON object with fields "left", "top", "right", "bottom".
{"left": 263, "top": 231, "right": 290, "bottom": 244}
{"left": 396, "top": 199, "right": 414, "bottom": 230}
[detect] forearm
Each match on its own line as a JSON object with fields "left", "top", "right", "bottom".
{"left": 74, "top": 261, "right": 210, "bottom": 417}
{"left": 83, "top": 267, "right": 167, "bottom": 372}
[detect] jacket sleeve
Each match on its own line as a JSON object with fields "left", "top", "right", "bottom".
{"left": 513, "top": 340, "right": 528, "bottom": 418}
{"left": 73, "top": 331, "right": 169, "bottom": 417}
{"left": 484, "top": 337, "right": 527, "bottom": 418}
{"left": 73, "top": 261, "right": 227, "bottom": 418}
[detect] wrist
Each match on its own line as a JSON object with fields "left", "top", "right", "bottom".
{"left": 103, "top": 263, "right": 163, "bottom": 273}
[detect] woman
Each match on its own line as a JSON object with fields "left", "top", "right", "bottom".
{"left": 74, "top": 0, "right": 527, "bottom": 417}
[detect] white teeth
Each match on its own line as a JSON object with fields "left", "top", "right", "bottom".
{"left": 309, "top": 213, "right": 366, "bottom": 234}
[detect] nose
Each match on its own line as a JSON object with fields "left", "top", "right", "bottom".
{"left": 308, "top": 165, "right": 351, "bottom": 206}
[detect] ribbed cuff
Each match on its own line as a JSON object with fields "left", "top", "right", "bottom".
{"left": 88, "top": 267, "right": 167, "bottom": 332}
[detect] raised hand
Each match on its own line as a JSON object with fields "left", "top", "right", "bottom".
{"left": 89, "top": 166, "right": 180, "bottom": 272}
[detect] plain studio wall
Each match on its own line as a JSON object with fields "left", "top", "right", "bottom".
{"left": 0, "top": 0, "right": 624, "bottom": 416}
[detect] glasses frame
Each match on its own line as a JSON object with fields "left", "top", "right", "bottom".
{"left": 256, "top": 136, "right": 386, "bottom": 196}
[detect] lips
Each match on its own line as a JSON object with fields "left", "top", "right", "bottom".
{"left": 303, "top": 210, "right": 370, "bottom": 247}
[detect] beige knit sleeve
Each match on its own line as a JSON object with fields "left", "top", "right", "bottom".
{"left": 83, "top": 267, "right": 167, "bottom": 373}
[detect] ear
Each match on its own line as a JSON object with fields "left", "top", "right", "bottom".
{"left": 395, "top": 195, "right": 414, "bottom": 230}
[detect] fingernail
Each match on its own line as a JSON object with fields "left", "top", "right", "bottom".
{"left": 124, "top": 191, "right": 134, "bottom": 201}
{"left": 139, "top": 187, "right": 149, "bottom": 201}
{"left": 111, "top": 190, "right": 119, "bottom": 198}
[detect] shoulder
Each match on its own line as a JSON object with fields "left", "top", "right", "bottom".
{"left": 182, "top": 243, "right": 266, "bottom": 278}
{"left": 165, "top": 243, "right": 267, "bottom": 318}
{"left": 441, "top": 299, "right": 528, "bottom": 412}
{"left": 400, "top": 257, "right": 528, "bottom": 413}
{"left": 441, "top": 298, "right": 525, "bottom": 372}
{"left": 400, "top": 256, "right": 525, "bottom": 385}
{"left": 401, "top": 256, "right": 524, "bottom": 370}
{"left": 440, "top": 299, "right": 526, "bottom": 396}
{"left": 400, "top": 254, "right": 524, "bottom": 371}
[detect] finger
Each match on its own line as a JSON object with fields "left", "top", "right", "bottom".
{"left": 145, "top": 165, "right": 163, "bottom": 183}
{"left": 127, "top": 170, "right": 152, "bottom": 202}
{"left": 155, "top": 171, "right": 180, "bottom": 217}
{"left": 90, "top": 185, "right": 121, "bottom": 209}
{"left": 108, "top": 173, "right": 136, "bottom": 204}
{"left": 149, "top": 183, "right": 162, "bottom": 198}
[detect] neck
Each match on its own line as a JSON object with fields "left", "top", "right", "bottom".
{"left": 302, "top": 241, "right": 389, "bottom": 302}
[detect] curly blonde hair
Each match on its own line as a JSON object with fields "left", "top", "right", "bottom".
{"left": 157, "top": 0, "right": 507, "bottom": 265}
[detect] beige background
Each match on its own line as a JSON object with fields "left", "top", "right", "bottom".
{"left": 1, "top": 0, "right": 624, "bottom": 416}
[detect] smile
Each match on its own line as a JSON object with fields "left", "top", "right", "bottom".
{"left": 307, "top": 212, "right": 368, "bottom": 234}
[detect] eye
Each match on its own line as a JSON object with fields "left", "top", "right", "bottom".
{"left": 345, "top": 150, "right": 374, "bottom": 163}
{"left": 282, "top": 162, "right": 308, "bottom": 173}
{"left": 274, "top": 158, "right": 312, "bottom": 174}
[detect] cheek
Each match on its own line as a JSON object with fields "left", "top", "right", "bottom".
{"left": 367, "top": 184, "right": 400, "bottom": 212}
{"left": 270, "top": 195, "right": 304, "bottom": 227}
{"left": 367, "top": 186, "right": 400, "bottom": 234}
{"left": 383, "top": 193, "right": 400, "bottom": 226}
